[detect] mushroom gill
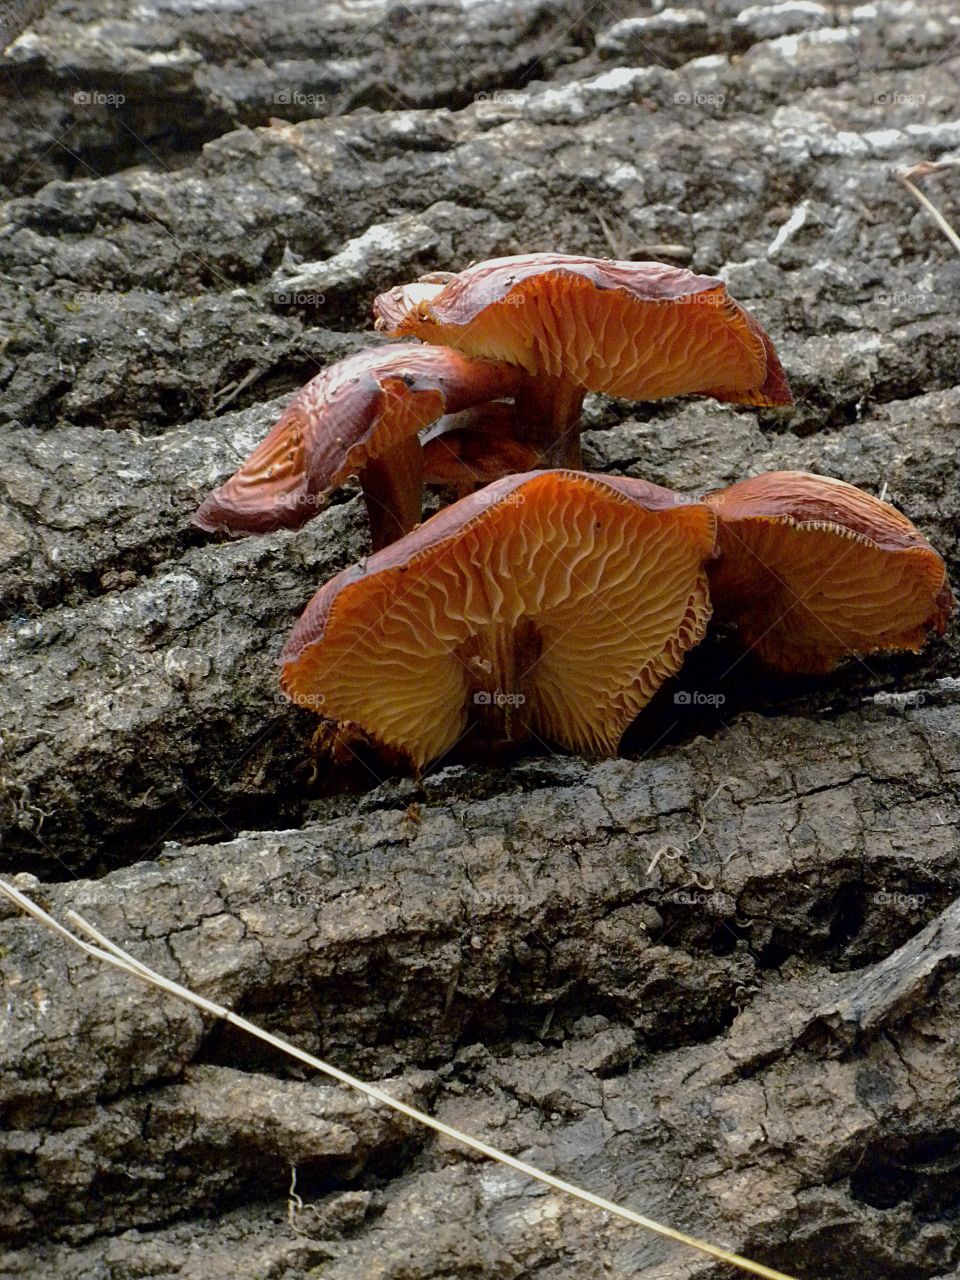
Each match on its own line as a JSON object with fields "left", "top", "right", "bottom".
{"left": 374, "top": 254, "right": 792, "bottom": 467}
{"left": 280, "top": 471, "right": 717, "bottom": 768}
{"left": 706, "top": 471, "right": 954, "bottom": 674}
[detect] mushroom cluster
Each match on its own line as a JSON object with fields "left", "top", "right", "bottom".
{"left": 197, "top": 254, "right": 791, "bottom": 547}
{"left": 194, "top": 254, "right": 954, "bottom": 770}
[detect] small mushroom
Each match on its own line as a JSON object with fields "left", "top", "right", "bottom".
{"left": 279, "top": 470, "right": 716, "bottom": 769}
{"left": 421, "top": 403, "right": 543, "bottom": 499}
{"left": 374, "top": 253, "right": 792, "bottom": 468}
{"left": 705, "top": 471, "right": 954, "bottom": 673}
{"left": 193, "top": 344, "right": 519, "bottom": 550}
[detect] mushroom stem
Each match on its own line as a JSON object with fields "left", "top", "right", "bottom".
{"left": 359, "top": 434, "right": 425, "bottom": 551}
{"left": 515, "top": 372, "right": 585, "bottom": 468}
{"left": 460, "top": 620, "right": 541, "bottom": 744}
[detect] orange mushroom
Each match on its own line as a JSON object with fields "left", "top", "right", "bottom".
{"left": 280, "top": 470, "right": 717, "bottom": 768}
{"left": 705, "top": 471, "right": 954, "bottom": 673}
{"left": 374, "top": 253, "right": 792, "bottom": 468}
{"left": 421, "top": 403, "right": 543, "bottom": 499}
{"left": 193, "top": 345, "right": 519, "bottom": 550}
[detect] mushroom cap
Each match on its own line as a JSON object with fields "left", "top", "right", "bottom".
{"left": 280, "top": 470, "right": 717, "bottom": 768}
{"left": 706, "top": 470, "right": 954, "bottom": 673}
{"left": 421, "top": 403, "right": 542, "bottom": 490}
{"left": 373, "top": 253, "right": 792, "bottom": 407}
{"left": 193, "top": 344, "right": 519, "bottom": 535}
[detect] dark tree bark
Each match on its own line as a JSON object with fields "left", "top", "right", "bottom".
{"left": 1, "top": 2, "right": 959, "bottom": 1277}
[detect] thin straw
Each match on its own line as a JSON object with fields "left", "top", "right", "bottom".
{"left": 893, "top": 162, "right": 960, "bottom": 257}
{"left": 0, "top": 876, "right": 798, "bottom": 1280}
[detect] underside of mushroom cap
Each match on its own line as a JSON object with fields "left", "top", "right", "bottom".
{"left": 280, "top": 471, "right": 717, "bottom": 768}
{"left": 192, "top": 344, "right": 519, "bottom": 536}
{"left": 373, "top": 253, "right": 792, "bottom": 407}
{"left": 421, "top": 403, "right": 542, "bottom": 494}
{"left": 706, "top": 471, "right": 954, "bottom": 673}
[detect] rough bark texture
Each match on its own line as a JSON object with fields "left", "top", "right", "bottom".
{"left": 1, "top": 1, "right": 959, "bottom": 1277}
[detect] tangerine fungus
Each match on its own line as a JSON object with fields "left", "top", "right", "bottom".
{"left": 193, "top": 344, "right": 519, "bottom": 549}
{"left": 420, "top": 403, "right": 542, "bottom": 499}
{"left": 280, "top": 470, "right": 717, "bottom": 769}
{"left": 705, "top": 471, "right": 955, "bottom": 674}
{"left": 374, "top": 253, "right": 792, "bottom": 469}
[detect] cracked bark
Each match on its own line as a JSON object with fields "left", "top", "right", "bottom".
{"left": 1, "top": 1, "right": 959, "bottom": 1278}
